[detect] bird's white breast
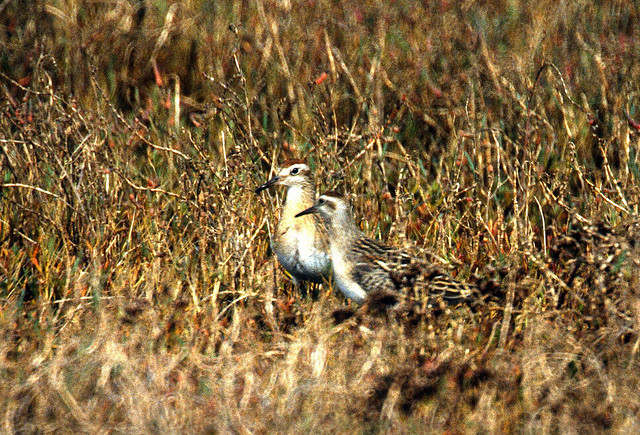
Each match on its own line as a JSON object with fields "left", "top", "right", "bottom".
{"left": 275, "top": 221, "right": 330, "bottom": 283}
{"left": 330, "top": 247, "right": 367, "bottom": 304}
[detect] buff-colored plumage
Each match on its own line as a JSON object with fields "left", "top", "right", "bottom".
{"left": 255, "top": 162, "right": 331, "bottom": 285}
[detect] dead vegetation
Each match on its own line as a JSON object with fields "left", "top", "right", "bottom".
{"left": 1, "top": 0, "right": 640, "bottom": 432}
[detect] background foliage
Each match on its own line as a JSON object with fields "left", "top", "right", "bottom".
{"left": 1, "top": 0, "right": 640, "bottom": 432}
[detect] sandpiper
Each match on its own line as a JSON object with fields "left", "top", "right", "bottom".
{"left": 295, "top": 192, "right": 478, "bottom": 306}
{"left": 255, "top": 161, "right": 331, "bottom": 286}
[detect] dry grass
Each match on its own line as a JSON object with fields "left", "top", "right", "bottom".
{"left": 1, "top": 0, "right": 640, "bottom": 432}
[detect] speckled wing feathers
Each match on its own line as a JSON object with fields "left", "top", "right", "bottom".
{"left": 348, "top": 236, "right": 479, "bottom": 307}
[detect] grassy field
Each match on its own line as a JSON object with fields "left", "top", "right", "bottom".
{"left": 1, "top": 0, "right": 640, "bottom": 432}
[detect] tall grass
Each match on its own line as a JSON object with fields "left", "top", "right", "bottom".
{"left": 1, "top": 0, "right": 639, "bottom": 432}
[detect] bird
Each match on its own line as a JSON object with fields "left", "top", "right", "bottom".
{"left": 295, "top": 192, "right": 479, "bottom": 307}
{"left": 255, "top": 161, "right": 331, "bottom": 286}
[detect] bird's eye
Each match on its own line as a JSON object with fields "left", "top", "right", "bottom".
{"left": 290, "top": 167, "right": 299, "bottom": 175}
{"left": 318, "top": 198, "right": 324, "bottom": 204}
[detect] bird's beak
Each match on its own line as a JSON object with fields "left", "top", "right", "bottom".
{"left": 254, "top": 176, "right": 280, "bottom": 194}
{"left": 295, "top": 205, "right": 318, "bottom": 218}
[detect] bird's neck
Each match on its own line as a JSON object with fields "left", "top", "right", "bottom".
{"left": 282, "top": 183, "right": 316, "bottom": 219}
{"left": 327, "top": 209, "right": 362, "bottom": 247}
